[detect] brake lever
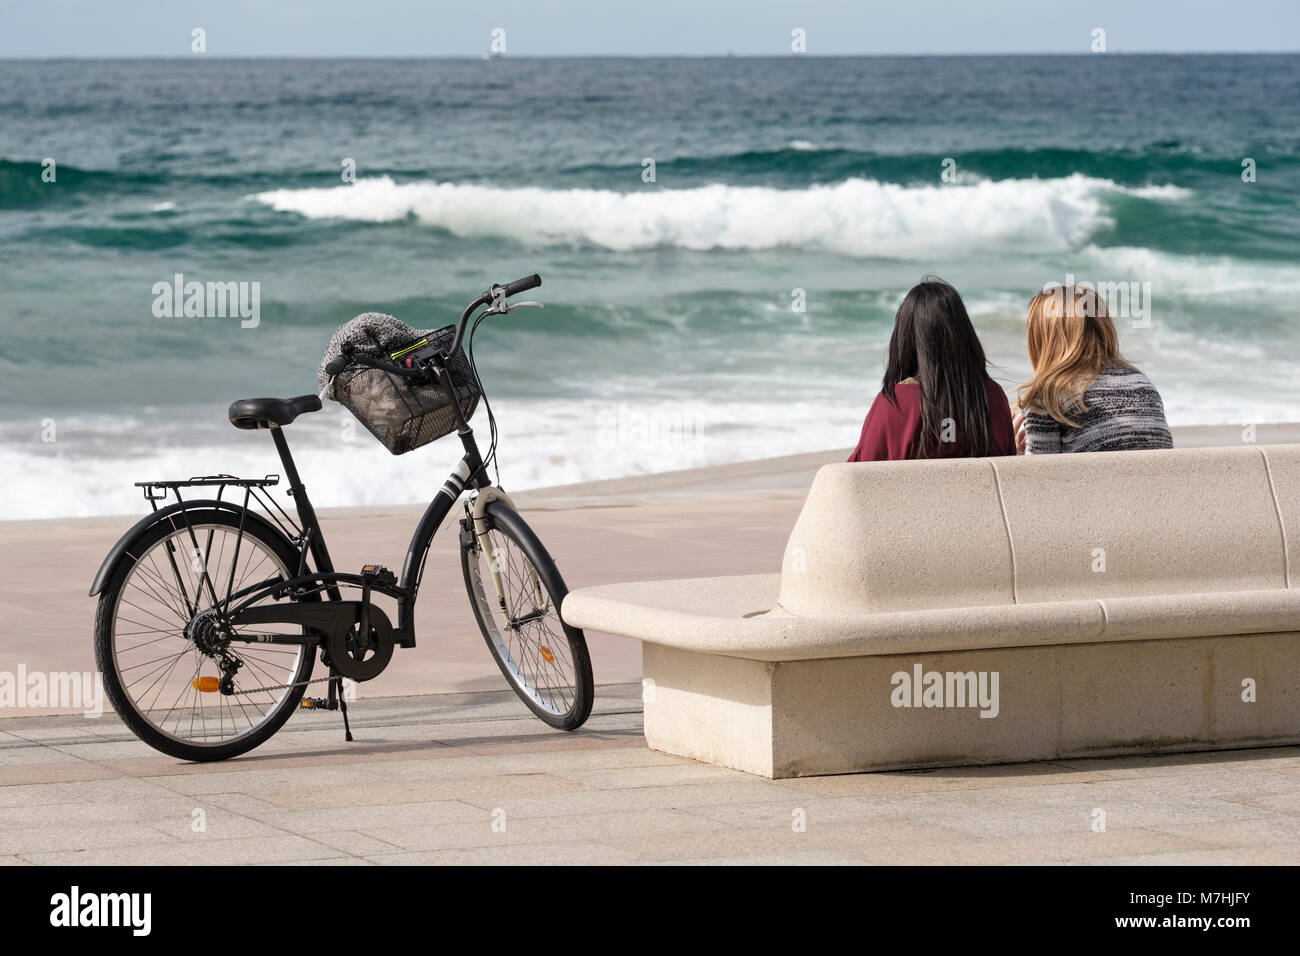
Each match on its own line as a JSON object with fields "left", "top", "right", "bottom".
{"left": 484, "top": 300, "right": 544, "bottom": 315}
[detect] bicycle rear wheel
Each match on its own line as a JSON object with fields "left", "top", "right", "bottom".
{"left": 93, "top": 508, "right": 314, "bottom": 761}
{"left": 461, "top": 501, "right": 594, "bottom": 730}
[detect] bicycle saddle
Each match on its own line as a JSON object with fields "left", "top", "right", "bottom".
{"left": 228, "top": 395, "right": 323, "bottom": 429}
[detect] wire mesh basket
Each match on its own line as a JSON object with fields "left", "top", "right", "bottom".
{"left": 332, "top": 324, "right": 480, "bottom": 455}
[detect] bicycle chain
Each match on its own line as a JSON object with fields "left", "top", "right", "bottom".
{"left": 231, "top": 674, "right": 334, "bottom": 696}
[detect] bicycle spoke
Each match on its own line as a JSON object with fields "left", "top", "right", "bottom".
{"left": 470, "top": 526, "right": 580, "bottom": 718}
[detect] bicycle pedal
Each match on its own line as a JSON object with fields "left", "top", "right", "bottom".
{"left": 300, "top": 697, "right": 336, "bottom": 711}
{"left": 360, "top": 564, "right": 397, "bottom": 588}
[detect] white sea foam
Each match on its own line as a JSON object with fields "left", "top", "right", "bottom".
{"left": 253, "top": 174, "right": 1186, "bottom": 259}
{"left": 1079, "top": 245, "right": 1300, "bottom": 299}
{"left": 6, "top": 381, "right": 1297, "bottom": 521}
{"left": 1118, "top": 184, "right": 1193, "bottom": 201}
{"left": 0, "top": 399, "right": 863, "bottom": 520}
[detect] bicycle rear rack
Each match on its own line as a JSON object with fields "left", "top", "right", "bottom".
{"left": 135, "top": 473, "right": 301, "bottom": 541}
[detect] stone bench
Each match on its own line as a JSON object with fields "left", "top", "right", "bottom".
{"left": 560, "top": 445, "right": 1300, "bottom": 777}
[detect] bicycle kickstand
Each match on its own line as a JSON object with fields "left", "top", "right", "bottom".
{"left": 328, "top": 670, "right": 354, "bottom": 742}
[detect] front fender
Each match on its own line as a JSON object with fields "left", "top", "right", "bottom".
{"left": 88, "top": 499, "right": 295, "bottom": 596}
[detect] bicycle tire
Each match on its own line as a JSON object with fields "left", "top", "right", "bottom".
{"left": 461, "top": 501, "right": 594, "bottom": 730}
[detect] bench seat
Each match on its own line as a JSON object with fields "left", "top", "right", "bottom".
{"left": 561, "top": 445, "right": 1300, "bottom": 777}
{"left": 566, "top": 577, "right": 1300, "bottom": 660}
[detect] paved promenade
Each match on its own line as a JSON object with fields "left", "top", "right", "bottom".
{"left": 3, "top": 685, "right": 1299, "bottom": 865}
{"left": 5, "top": 426, "right": 1300, "bottom": 863}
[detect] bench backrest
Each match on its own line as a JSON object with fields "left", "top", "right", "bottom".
{"left": 777, "top": 444, "right": 1300, "bottom": 616}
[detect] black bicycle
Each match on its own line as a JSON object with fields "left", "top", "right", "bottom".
{"left": 89, "top": 274, "right": 594, "bottom": 761}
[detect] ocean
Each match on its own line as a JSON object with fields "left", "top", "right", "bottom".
{"left": 1, "top": 55, "right": 1298, "bottom": 519}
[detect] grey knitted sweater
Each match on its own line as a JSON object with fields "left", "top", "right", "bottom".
{"left": 1024, "top": 364, "right": 1173, "bottom": 454}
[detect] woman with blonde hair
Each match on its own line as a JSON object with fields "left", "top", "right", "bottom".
{"left": 1014, "top": 285, "right": 1172, "bottom": 454}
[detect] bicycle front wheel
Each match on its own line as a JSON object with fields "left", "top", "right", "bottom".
{"left": 461, "top": 501, "right": 594, "bottom": 730}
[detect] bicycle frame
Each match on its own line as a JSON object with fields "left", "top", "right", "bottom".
{"left": 224, "top": 407, "right": 507, "bottom": 650}
{"left": 215, "top": 343, "right": 532, "bottom": 654}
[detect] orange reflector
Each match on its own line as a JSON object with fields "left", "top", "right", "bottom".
{"left": 192, "top": 676, "right": 220, "bottom": 693}
{"left": 539, "top": 646, "right": 555, "bottom": 664}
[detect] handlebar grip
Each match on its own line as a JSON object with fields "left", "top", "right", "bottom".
{"left": 501, "top": 273, "right": 541, "bottom": 297}
{"left": 324, "top": 355, "right": 349, "bottom": 377}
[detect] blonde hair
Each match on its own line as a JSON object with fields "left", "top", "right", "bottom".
{"left": 1018, "top": 286, "right": 1130, "bottom": 427}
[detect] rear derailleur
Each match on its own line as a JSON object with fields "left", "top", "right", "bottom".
{"left": 187, "top": 611, "right": 243, "bottom": 696}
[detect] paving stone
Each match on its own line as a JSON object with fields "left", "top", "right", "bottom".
{"left": 0, "top": 763, "right": 119, "bottom": 784}
{"left": 254, "top": 800, "right": 487, "bottom": 834}
{"left": 1153, "top": 814, "right": 1300, "bottom": 848}
{"left": 256, "top": 856, "right": 376, "bottom": 866}
{"left": 38, "top": 740, "right": 167, "bottom": 761}
{"left": 248, "top": 773, "right": 589, "bottom": 810}
{"left": 678, "top": 797, "right": 882, "bottom": 830}
{"left": 23, "top": 833, "right": 351, "bottom": 866}
{"left": 888, "top": 827, "right": 1217, "bottom": 866}
{"left": 601, "top": 821, "right": 832, "bottom": 862}
{"left": 0, "top": 783, "right": 85, "bottom": 808}
{"left": 0, "top": 796, "right": 200, "bottom": 830}
{"left": 0, "top": 822, "right": 180, "bottom": 856}
{"left": 365, "top": 841, "right": 640, "bottom": 865}
{"left": 53, "top": 776, "right": 194, "bottom": 802}
{"left": 1206, "top": 845, "right": 1300, "bottom": 864}
{"left": 196, "top": 792, "right": 285, "bottom": 816}
{"left": 1213, "top": 789, "right": 1300, "bottom": 815}
{"left": 666, "top": 850, "right": 866, "bottom": 865}
{"left": 368, "top": 747, "right": 682, "bottom": 782}
{"left": 1072, "top": 851, "right": 1238, "bottom": 865}
{"left": 1052, "top": 747, "right": 1300, "bottom": 778}
{"left": 771, "top": 763, "right": 1122, "bottom": 797}
{"left": 144, "top": 809, "right": 288, "bottom": 842}
{"left": 307, "top": 829, "right": 409, "bottom": 857}
{"left": 146, "top": 764, "right": 416, "bottom": 795}
{"left": 549, "top": 763, "right": 743, "bottom": 790}
{"left": 460, "top": 778, "right": 796, "bottom": 819}
{"left": 362, "top": 808, "right": 725, "bottom": 852}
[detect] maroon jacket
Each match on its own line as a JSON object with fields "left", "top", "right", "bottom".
{"left": 849, "top": 379, "right": 1016, "bottom": 462}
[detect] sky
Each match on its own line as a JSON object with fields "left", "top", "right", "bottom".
{"left": 1, "top": 0, "right": 1298, "bottom": 57}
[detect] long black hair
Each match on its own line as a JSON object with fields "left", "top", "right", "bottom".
{"left": 881, "top": 278, "right": 995, "bottom": 458}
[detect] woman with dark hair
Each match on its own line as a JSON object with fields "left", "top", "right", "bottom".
{"left": 849, "top": 279, "right": 1016, "bottom": 462}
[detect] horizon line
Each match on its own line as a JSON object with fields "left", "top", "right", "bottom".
{"left": 2, "top": 50, "right": 1299, "bottom": 60}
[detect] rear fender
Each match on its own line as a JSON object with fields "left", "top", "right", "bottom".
{"left": 88, "top": 499, "right": 297, "bottom": 597}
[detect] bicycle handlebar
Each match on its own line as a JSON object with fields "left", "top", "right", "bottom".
{"left": 444, "top": 273, "right": 542, "bottom": 357}
{"left": 325, "top": 274, "right": 542, "bottom": 379}
{"left": 499, "top": 273, "right": 541, "bottom": 298}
